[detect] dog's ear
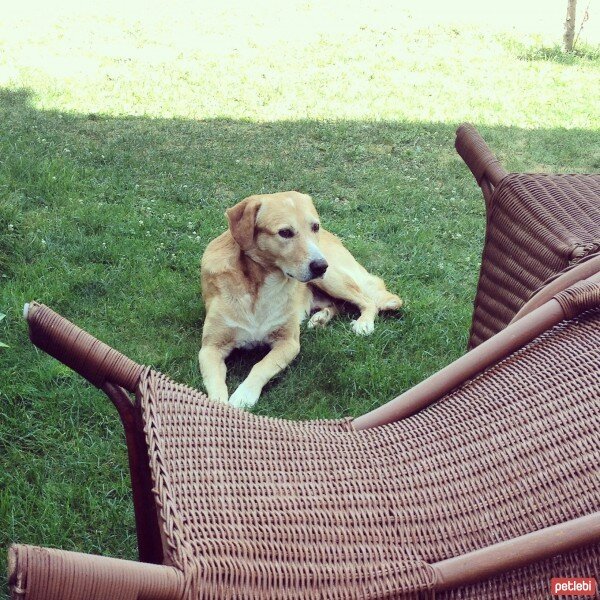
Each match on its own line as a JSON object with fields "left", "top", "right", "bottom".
{"left": 226, "top": 197, "right": 261, "bottom": 251}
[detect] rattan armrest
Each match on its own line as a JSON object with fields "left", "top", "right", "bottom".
{"left": 432, "top": 512, "right": 600, "bottom": 591}
{"left": 354, "top": 272, "right": 600, "bottom": 429}
{"left": 511, "top": 255, "right": 600, "bottom": 322}
{"left": 8, "top": 545, "right": 183, "bottom": 600}
{"left": 455, "top": 123, "right": 507, "bottom": 189}
{"left": 24, "top": 302, "right": 144, "bottom": 392}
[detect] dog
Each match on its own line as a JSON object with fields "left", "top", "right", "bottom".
{"left": 199, "top": 191, "right": 402, "bottom": 409}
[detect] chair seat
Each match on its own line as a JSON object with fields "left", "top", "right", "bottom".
{"left": 140, "top": 307, "right": 600, "bottom": 598}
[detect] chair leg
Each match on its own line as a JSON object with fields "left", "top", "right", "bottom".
{"left": 102, "top": 383, "right": 164, "bottom": 564}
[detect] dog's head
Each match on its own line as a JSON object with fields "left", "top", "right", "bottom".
{"left": 226, "top": 191, "right": 328, "bottom": 282}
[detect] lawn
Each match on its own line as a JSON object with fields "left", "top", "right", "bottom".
{"left": 1, "top": 0, "right": 599, "bottom": 593}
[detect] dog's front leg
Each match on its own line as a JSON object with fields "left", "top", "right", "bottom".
{"left": 229, "top": 328, "right": 300, "bottom": 409}
{"left": 199, "top": 344, "right": 230, "bottom": 404}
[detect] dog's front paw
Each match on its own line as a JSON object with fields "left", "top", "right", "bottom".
{"left": 351, "top": 318, "right": 374, "bottom": 336}
{"left": 209, "top": 390, "right": 229, "bottom": 404}
{"left": 229, "top": 383, "right": 260, "bottom": 410}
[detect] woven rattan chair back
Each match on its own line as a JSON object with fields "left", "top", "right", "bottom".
{"left": 456, "top": 124, "right": 600, "bottom": 348}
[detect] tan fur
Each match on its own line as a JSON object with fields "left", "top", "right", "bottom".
{"left": 200, "top": 191, "right": 402, "bottom": 409}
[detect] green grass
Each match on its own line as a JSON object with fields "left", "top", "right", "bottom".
{"left": 1, "top": 1, "right": 599, "bottom": 594}
{"left": 517, "top": 41, "right": 600, "bottom": 64}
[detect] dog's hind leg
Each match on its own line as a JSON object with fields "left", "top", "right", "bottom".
{"left": 377, "top": 290, "right": 403, "bottom": 311}
{"left": 351, "top": 282, "right": 403, "bottom": 333}
{"left": 312, "top": 269, "right": 378, "bottom": 335}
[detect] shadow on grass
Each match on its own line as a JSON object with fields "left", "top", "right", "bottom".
{"left": 2, "top": 84, "right": 599, "bottom": 416}
{"left": 3, "top": 85, "right": 598, "bottom": 397}
{"left": 1, "top": 87, "right": 599, "bottom": 589}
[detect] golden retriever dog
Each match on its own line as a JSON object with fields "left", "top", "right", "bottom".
{"left": 199, "top": 191, "right": 402, "bottom": 409}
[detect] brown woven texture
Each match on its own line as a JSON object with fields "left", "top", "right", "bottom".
{"left": 136, "top": 305, "right": 600, "bottom": 598}
{"left": 467, "top": 173, "right": 600, "bottom": 348}
{"left": 12, "top": 290, "right": 600, "bottom": 598}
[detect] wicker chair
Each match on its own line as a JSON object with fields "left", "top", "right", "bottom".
{"left": 455, "top": 124, "right": 600, "bottom": 348}
{"left": 8, "top": 125, "right": 600, "bottom": 599}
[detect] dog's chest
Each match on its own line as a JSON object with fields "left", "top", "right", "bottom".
{"left": 227, "top": 275, "right": 296, "bottom": 347}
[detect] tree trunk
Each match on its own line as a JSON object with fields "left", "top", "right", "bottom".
{"left": 563, "top": 0, "right": 577, "bottom": 52}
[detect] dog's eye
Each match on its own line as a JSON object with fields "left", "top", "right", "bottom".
{"left": 311, "top": 223, "right": 320, "bottom": 232}
{"left": 278, "top": 228, "right": 295, "bottom": 239}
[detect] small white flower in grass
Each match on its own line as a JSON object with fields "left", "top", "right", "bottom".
{"left": 41, "top": 239, "right": 47, "bottom": 245}
{"left": 52, "top": 176, "right": 57, "bottom": 180}
{"left": 7, "top": 224, "right": 14, "bottom": 231}
{"left": 139, "top": 220, "right": 144, "bottom": 225}
{"left": 64, "top": 148, "right": 70, "bottom": 153}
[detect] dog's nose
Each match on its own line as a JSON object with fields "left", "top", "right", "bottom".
{"left": 309, "top": 259, "right": 328, "bottom": 278}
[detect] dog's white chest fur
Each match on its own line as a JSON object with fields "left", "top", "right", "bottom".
{"left": 226, "top": 274, "right": 300, "bottom": 348}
